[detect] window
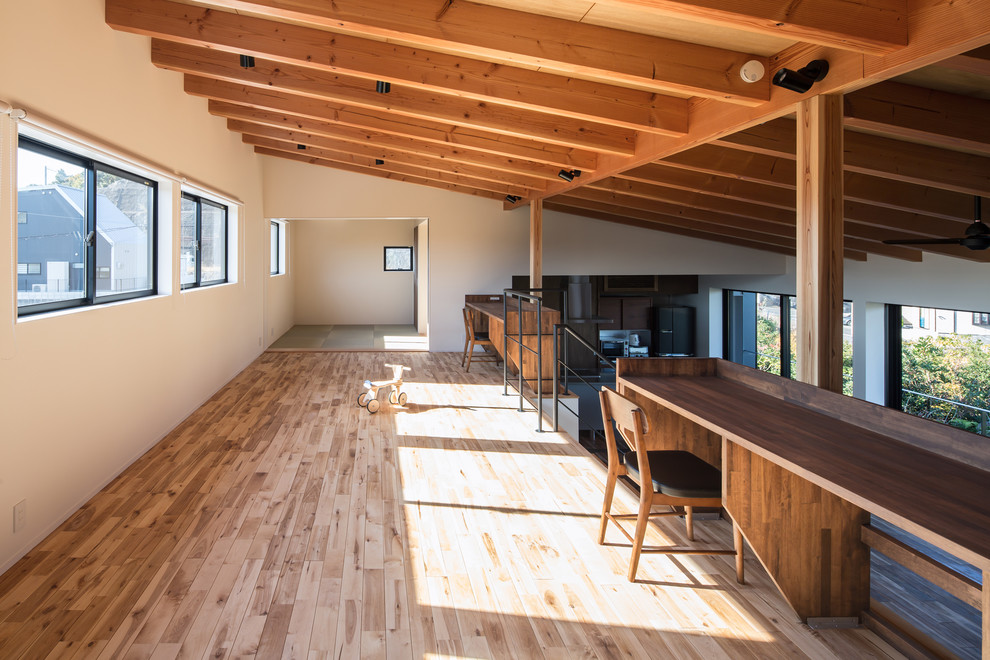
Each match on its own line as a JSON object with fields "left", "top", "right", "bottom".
{"left": 181, "top": 193, "right": 227, "bottom": 289}
{"left": 384, "top": 246, "right": 412, "bottom": 272}
{"left": 888, "top": 305, "right": 990, "bottom": 436}
{"left": 16, "top": 136, "right": 156, "bottom": 315}
{"left": 724, "top": 289, "right": 852, "bottom": 394}
{"left": 270, "top": 221, "right": 280, "bottom": 275}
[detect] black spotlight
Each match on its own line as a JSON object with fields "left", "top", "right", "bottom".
{"left": 505, "top": 194, "right": 521, "bottom": 203}
{"left": 558, "top": 169, "right": 581, "bottom": 182}
{"left": 297, "top": 144, "right": 306, "bottom": 150}
{"left": 239, "top": 54, "right": 255, "bottom": 69}
{"left": 375, "top": 80, "right": 391, "bottom": 94}
{"left": 375, "top": 159, "right": 385, "bottom": 165}
{"left": 771, "top": 59, "right": 829, "bottom": 93}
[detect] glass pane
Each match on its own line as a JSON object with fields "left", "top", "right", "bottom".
{"left": 200, "top": 202, "right": 226, "bottom": 283}
{"left": 756, "top": 293, "right": 782, "bottom": 375}
{"left": 842, "top": 301, "right": 853, "bottom": 395}
{"left": 384, "top": 246, "right": 412, "bottom": 271}
{"left": 95, "top": 169, "right": 154, "bottom": 297}
{"left": 901, "top": 306, "right": 990, "bottom": 436}
{"left": 270, "top": 222, "right": 279, "bottom": 275}
{"left": 17, "top": 146, "right": 87, "bottom": 308}
{"left": 788, "top": 297, "right": 798, "bottom": 378}
{"left": 180, "top": 197, "right": 197, "bottom": 287}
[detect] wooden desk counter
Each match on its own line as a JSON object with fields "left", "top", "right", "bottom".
{"left": 467, "top": 300, "right": 559, "bottom": 393}
{"left": 616, "top": 358, "right": 990, "bottom": 635}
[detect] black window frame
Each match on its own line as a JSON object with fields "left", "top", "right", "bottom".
{"left": 16, "top": 136, "right": 158, "bottom": 317}
{"left": 270, "top": 220, "right": 280, "bottom": 276}
{"left": 723, "top": 289, "right": 795, "bottom": 378}
{"left": 383, "top": 245, "right": 413, "bottom": 272}
{"left": 180, "top": 192, "right": 228, "bottom": 290}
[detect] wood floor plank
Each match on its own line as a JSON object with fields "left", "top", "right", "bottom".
{"left": 0, "top": 352, "right": 910, "bottom": 659}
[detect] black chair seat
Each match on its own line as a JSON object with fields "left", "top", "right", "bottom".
{"left": 622, "top": 450, "right": 721, "bottom": 498}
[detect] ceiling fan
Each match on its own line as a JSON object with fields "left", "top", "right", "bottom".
{"left": 884, "top": 196, "right": 989, "bottom": 251}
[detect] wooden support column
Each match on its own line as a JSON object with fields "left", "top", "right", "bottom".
{"left": 796, "top": 94, "right": 844, "bottom": 393}
{"left": 984, "top": 569, "right": 989, "bottom": 659}
{"left": 530, "top": 199, "right": 543, "bottom": 293}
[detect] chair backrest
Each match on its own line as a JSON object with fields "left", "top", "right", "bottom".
{"left": 462, "top": 307, "right": 476, "bottom": 340}
{"left": 599, "top": 387, "right": 649, "bottom": 457}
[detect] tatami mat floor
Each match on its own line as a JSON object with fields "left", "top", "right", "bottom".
{"left": 270, "top": 324, "right": 428, "bottom": 350}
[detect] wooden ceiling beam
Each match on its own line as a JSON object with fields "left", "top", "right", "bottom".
{"left": 551, "top": 196, "right": 801, "bottom": 253}
{"left": 246, "top": 134, "right": 534, "bottom": 196}
{"left": 212, "top": 105, "right": 560, "bottom": 181}
{"left": 662, "top": 142, "right": 977, "bottom": 221}
{"left": 189, "top": 79, "right": 598, "bottom": 170}
{"left": 232, "top": 120, "right": 548, "bottom": 190}
{"left": 544, "top": 202, "right": 801, "bottom": 256}
{"left": 717, "top": 118, "right": 990, "bottom": 197}
{"left": 255, "top": 146, "right": 504, "bottom": 200}
{"left": 185, "top": 0, "right": 770, "bottom": 104}
{"left": 107, "top": 0, "right": 686, "bottom": 139}
{"left": 150, "top": 39, "right": 682, "bottom": 137}
{"left": 590, "top": 0, "right": 907, "bottom": 54}
{"left": 935, "top": 45, "right": 990, "bottom": 76}
{"left": 618, "top": 162, "right": 795, "bottom": 209}
{"left": 157, "top": 45, "right": 636, "bottom": 154}
{"left": 587, "top": 177, "right": 796, "bottom": 225}
{"left": 844, "top": 82, "right": 990, "bottom": 155}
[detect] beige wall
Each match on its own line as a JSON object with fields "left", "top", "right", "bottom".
{"left": 291, "top": 218, "right": 418, "bottom": 325}
{"left": 262, "top": 159, "right": 789, "bottom": 350}
{"left": 0, "top": 0, "right": 281, "bottom": 571}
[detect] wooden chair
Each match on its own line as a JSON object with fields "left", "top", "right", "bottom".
{"left": 598, "top": 386, "right": 744, "bottom": 583}
{"left": 462, "top": 307, "right": 501, "bottom": 372}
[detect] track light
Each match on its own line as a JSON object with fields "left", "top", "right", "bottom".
{"left": 375, "top": 159, "right": 385, "bottom": 165}
{"left": 505, "top": 194, "right": 521, "bottom": 203}
{"left": 375, "top": 80, "right": 391, "bottom": 94}
{"left": 558, "top": 169, "right": 581, "bottom": 182}
{"left": 239, "top": 54, "right": 255, "bottom": 69}
{"left": 771, "top": 59, "right": 829, "bottom": 93}
{"left": 297, "top": 144, "right": 306, "bottom": 150}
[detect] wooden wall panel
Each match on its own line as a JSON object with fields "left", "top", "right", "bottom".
{"left": 724, "top": 440, "right": 870, "bottom": 620}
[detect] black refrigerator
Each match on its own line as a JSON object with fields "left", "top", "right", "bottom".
{"left": 655, "top": 306, "right": 695, "bottom": 356}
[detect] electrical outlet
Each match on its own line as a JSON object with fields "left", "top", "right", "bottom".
{"left": 13, "top": 500, "right": 26, "bottom": 533}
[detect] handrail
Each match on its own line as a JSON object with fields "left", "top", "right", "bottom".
{"left": 902, "top": 388, "right": 990, "bottom": 436}
{"left": 552, "top": 323, "right": 615, "bottom": 432}
{"left": 502, "top": 287, "right": 567, "bottom": 432}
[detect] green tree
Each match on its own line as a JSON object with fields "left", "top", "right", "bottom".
{"left": 902, "top": 335, "right": 990, "bottom": 434}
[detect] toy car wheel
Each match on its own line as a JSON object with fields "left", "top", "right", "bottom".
{"left": 366, "top": 398, "right": 381, "bottom": 413}
{"left": 358, "top": 393, "right": 368, "bottom": 407}
{"left": 397, "top": 392, "right": 408, "bottom": 406}
{"left": 388, "top": 390, "right": 398, "bottom": 404}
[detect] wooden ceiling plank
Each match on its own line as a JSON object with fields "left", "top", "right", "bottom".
{"left": 545, "top": 202, "right": 801, "bottom": 256}
{"left": 587, "top": 177, "right": 796, "bottom": 225}
{"left": 618, "top": 162, "right": 796, "bottom": 209}
{"left": 843, "top": 236, "right": 924, "bottom": 261}
{"left": 155, "top": 43, "right": 637, "bottom": 153}
{"left": 255, "top": 146, "right": 504, "bottom": 200}
{"left": 231, "top": 119, "right": 548, "bottom": 190}
{"left": 191, "top": 80, "right": 599, "bottom": 170}
{"left": 717, "top": 118, "right": 990, "bottom": 197}
{"left": 183, "top": 0, "right": 771, "bottom": 103}
{"left": 844, "top": 81, "right": 990, "bottom": 155}
{"left": 210, "top": 102, "right": 561, "bottom": 180}
{"left": 589, "top": 0, "right": 908, "bottom": 54}
{"left": 246, "top": 134, "right": 533, "bottom": 196}
{"left": 660, "top": 142, "right": 977, "bottom": 221}
{"left": 936, "top": 45, "right": 990, "bottom": 76}
{"left": 150, "top": 39, "right": 683, "bottom": 137}
{"left": 565, "top": 188, "right": 796, "bottom": 238}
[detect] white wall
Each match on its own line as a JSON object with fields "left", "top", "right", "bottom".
{"left": 291, "top": 218, "right": 417, "bottom": 325}
{"left": 0, "top": 0, "right": 280, "bottom": 572}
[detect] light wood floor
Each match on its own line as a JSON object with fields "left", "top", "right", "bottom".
{"left": 269, "top": 325, "right": 427, "bottom": 351}
{"left": 0, "top": 352, "right": 905, "bottom": 659}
